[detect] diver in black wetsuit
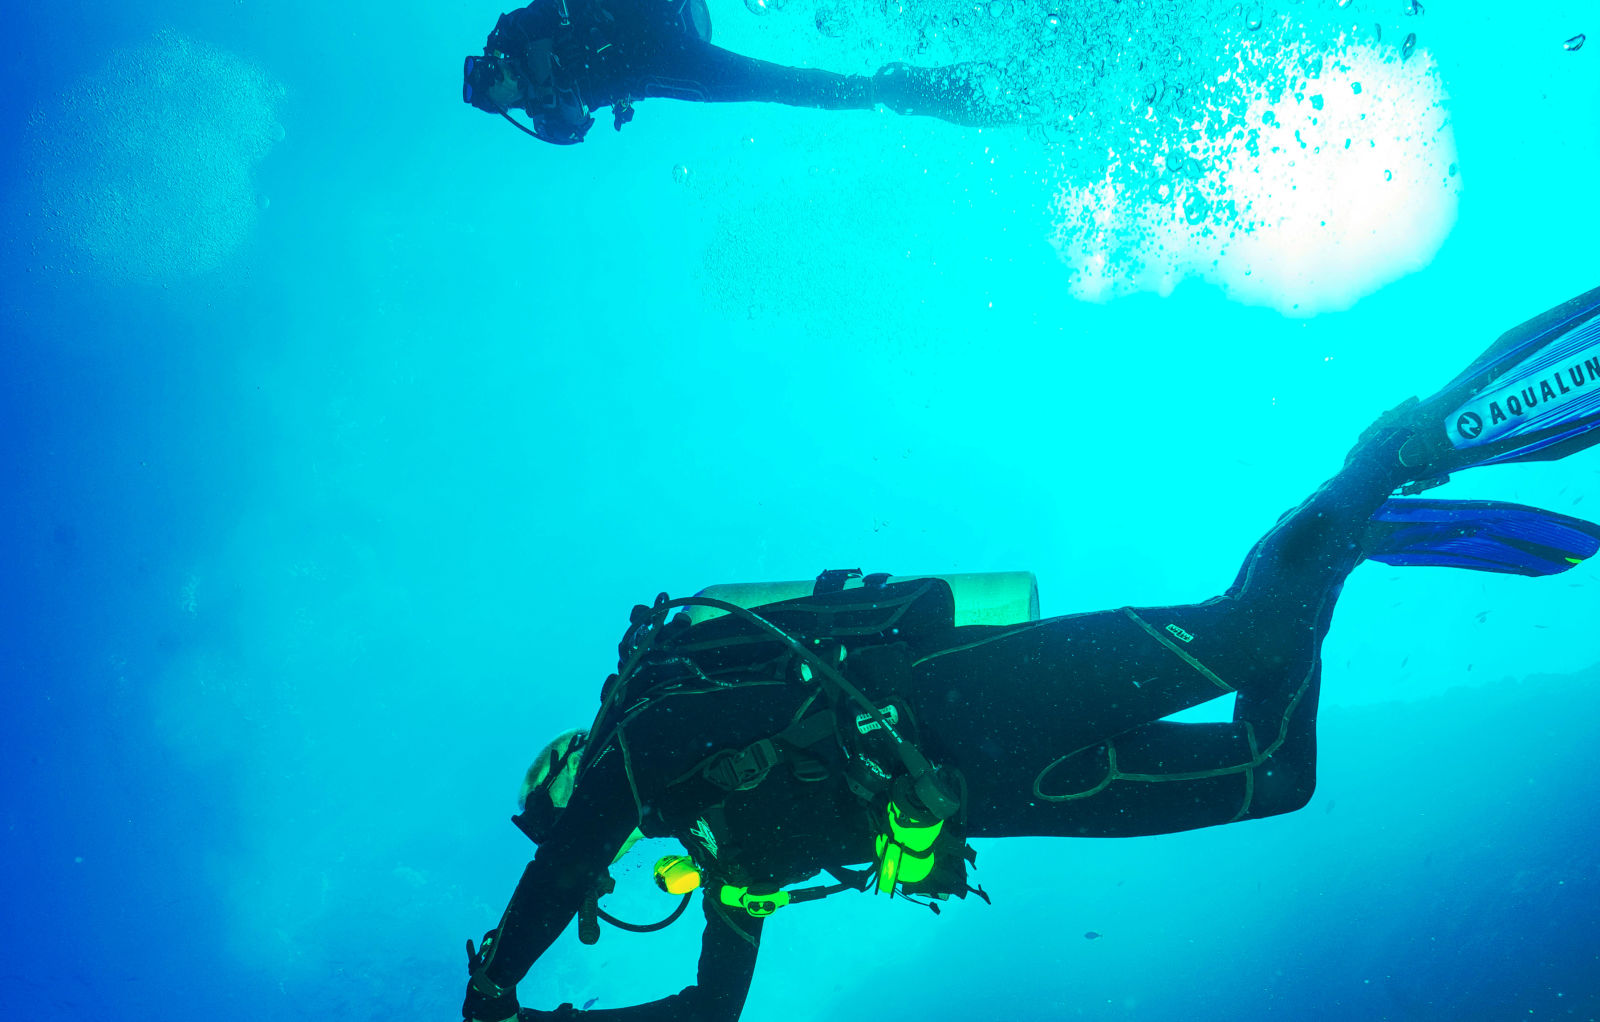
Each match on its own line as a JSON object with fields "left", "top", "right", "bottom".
{"left": 459, "top": 286, "right": 1600, "bottom": 1022}
{"left": 462, "top": 0, "right": 1016, "bottom": 144}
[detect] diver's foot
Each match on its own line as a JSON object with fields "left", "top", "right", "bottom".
{"left": 1345, "top": 397, "right": 1418, "bottom": 465}
{"left": 1343, "top": 397, "right": 1444, "bottom": 493}
{"left": 871, "top": 61, "right": 1019, "bottom": 127}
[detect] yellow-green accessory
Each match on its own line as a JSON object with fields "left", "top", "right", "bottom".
{"left": 875, "top": 798, "right": 945, "bottom": 893}
{"left": 719, "top": 885, "right": 792, "bottom": 918}
{"left": 653, "top": 855, "right": 702, "bottom": 896}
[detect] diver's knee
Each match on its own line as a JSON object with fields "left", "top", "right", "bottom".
{"left": 1249, "top": 761, "right": 1315, "bottom": 817}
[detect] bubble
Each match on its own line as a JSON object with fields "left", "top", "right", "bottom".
{"left": 1401, "top": 32, "right": 1417, "bottom": 61}
{"left": 256, "top": 194, "right": 271, "bottom": 211}
{"left": 21, "top": 31, "right": 285, "bottom": 285}
{"left": 743, "top": 0, "right": 785, "bottom": 14}
{"left": 1045, "top": 35, "right": 1461, "bottom": 316}
{"left": 814, "top": 4, "right": 849, "bottom": 38}
{"left": 1564, "top": 34, "right": 1586, "bottom": 52}
{"left": 1246, "top": 5, "right": 1264, "bottom": 31}
{"left": 672, "top": 163, "right": 691, "bottom": 185}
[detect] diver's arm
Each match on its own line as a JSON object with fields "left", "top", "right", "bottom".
{"left": 551, "top": 897, "right": 764, "bottom": 1022}
{"left": 470, "top": 746, "right": 639, "bottom": 1006}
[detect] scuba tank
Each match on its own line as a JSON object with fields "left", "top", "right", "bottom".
{"left": 686, "top": 571, "right": 1040, "bottom": 628}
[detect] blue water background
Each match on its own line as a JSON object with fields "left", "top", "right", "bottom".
{"left": 3, "top": 1, "right": 1597, "bottom": 1019}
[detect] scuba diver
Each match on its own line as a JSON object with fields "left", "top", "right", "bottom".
{"left": 462, "top": 0, "right": 1019, "bottom": 144}
{"left": 461, "top": 285, "right": 1600, "bottom": 1021}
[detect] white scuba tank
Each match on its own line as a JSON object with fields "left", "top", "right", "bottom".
{"left": 687, "top": 572, "right": 1039, "bottom": 628}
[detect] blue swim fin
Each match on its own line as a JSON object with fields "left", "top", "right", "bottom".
{"left": 1364, "top": 498, "right": 1600, "bottom": 577}
{"left": 1383, "top": 284, "right": 1600, "bottom": 488}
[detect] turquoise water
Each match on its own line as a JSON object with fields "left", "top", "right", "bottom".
{"left": 3, "top": 1, "right": 1597, "bottom": 1018}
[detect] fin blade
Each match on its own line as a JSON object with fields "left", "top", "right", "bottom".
{"left": 1365, "top": 498, "right": 1600, "bottom": 578}
{"left": 1402, "top": 285, "right": 1600, "bottom": 476}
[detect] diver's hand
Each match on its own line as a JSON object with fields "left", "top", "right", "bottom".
{"left": 464, "top": 932, "right": 524, "bottom": 1022}
{"left": 462, "top": 980, "right": 518, "bottom": 1022}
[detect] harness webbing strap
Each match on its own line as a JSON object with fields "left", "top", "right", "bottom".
{"left": 690, "top": 710, "right": 839, "bottom": 793}
{"left": 581, "top": 584, "right": 960, "bottom": 818}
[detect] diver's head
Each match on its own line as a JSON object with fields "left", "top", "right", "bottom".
{"left": 463, "top": 28, "right": 557, "bottom": 115}
{"left": 515, "top": 727, "right": 647, "bottom": 859}
{"left": 515, "top": 727, "right": 588, "bottom": 842}
{"left": 464, "top": 53, "right": 528, "bottom": 113}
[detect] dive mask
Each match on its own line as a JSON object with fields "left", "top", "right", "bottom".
{"left": 462, "top": 53, "right": 513, "bottom": 112}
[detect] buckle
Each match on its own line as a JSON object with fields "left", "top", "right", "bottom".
{"left": 702, "top": 740, "right": 779, "bottom": 791}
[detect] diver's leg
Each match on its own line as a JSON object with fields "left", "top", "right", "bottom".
{"left": 1010, "top": 709, "right": 1322, "bottom": 838}
{"left": 914, "top": 597, "right": 1326, "bottom": 839}
{"left": 917, "top": 434, "right": 1410, "bottom": 839}
{"left": 629, "top": 37, "right": 1017, "bottom": 122}
{"left": 632, "top": 40, "right": 873, "bottom": 109}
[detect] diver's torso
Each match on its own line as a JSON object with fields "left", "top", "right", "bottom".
{"left": 675, "top": 768, "right": 878, "bottom": 888}
{"left": 510, "top": 0, "right": 712, "bottom": 107}
{"left": 618, "top": 681, "right": 878, "bottom": 887}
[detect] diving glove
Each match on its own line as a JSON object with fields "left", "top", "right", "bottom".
{"left": 463, "top": 934, "right": 519, "bottom": 1022}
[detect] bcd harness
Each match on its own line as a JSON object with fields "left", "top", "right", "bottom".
{"left": 551, "top": 570, "right": 992, "bottom": 943}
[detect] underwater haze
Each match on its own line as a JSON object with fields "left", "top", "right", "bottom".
{"left": 3, "top": 0, "right": 1598, "bottom": 1019}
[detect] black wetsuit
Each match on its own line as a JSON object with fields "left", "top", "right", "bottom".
{"left": 470, "top": 435, "right": 1413, "bottom": 1021}
{"left": 492, "top": 0, "right": 871, "bottom": 142}
{"left": 485, "top": 0, "right": 1009, "bottom": 144}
